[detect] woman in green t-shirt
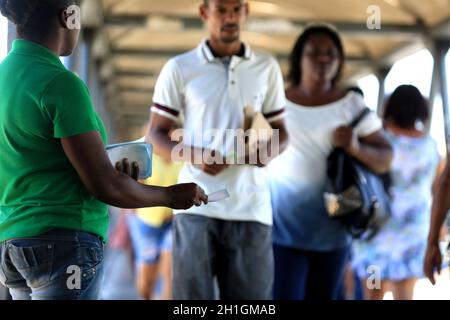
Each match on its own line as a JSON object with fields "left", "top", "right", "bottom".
{"left": 0, "top": 0, "right": 207, "bottom": 300}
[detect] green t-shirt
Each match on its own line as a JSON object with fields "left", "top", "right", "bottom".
{"left": 0, "top": 39, "right": 109, "bottom": 243}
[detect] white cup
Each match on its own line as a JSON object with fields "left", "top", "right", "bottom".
{"left": 106, "top": 142, "right": 153, "bottom": 179}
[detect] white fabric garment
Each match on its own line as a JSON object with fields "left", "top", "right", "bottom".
{"left": 151, "top": 40, "right": 286, "bottom": 225}
{"left": 268, "top": 92, "right": 383, "bottom": 187}
{"left": 266, "top": 92, "right": 383, "bottom": 250}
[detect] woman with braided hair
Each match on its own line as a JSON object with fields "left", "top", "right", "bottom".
{"left": 0, "top": 0, "right": 207, "bottom": 300}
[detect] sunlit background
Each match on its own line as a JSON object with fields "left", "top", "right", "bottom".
{"left": 0, "top": 16, "right": 7, "bottom": 61}
{"left": 358, "top": 49, "right": 450, "bottom": 157}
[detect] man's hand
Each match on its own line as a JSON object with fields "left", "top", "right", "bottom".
{"left": 165, "top": 183, "right": 208, "bottom": 209}
{"left": 333, "top": 126, "right": 360, "bottom": 152}
{"left": 243, "top": 118, "right": 289, "bottom": 168}
{"left": 196, "top": 148, "right": 229, "bottom": 176}
{"left": 115, "top": 158, "right": 139, "bottom": 181}
{"left": 424, "top": 242, "right": 442, "bottom": 285}
{"left": 245, "top": 140, "right": 275, "bottom": 168}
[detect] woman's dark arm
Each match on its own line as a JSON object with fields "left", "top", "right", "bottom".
{"left": 333, "top": 128, "right": 393, "bottom": 174}
{"left": 60, "top": 131, "right": 208, "bottom": 210}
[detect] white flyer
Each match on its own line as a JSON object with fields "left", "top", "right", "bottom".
{"left": 207, "top": 189, "right": 230, "bottom": 203}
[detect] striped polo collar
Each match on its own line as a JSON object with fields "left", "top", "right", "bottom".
{"left": 198, "top": 39, "right": 253, "bottom": 63}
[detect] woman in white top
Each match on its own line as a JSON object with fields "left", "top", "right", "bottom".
{"left": 268, "top": 24, "right": 393, "bottom": 300}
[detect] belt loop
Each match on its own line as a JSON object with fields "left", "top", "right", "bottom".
{"left": 75, "top": 230, "right": 81, "bottom": 243}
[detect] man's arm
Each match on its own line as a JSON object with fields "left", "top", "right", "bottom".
{"left": 428, "top": 159, "right": 450, "bottom": 245}
{"left": 146, "top": 112, "right": 181, "bottom": 162}
{"left": 424, "top": 157, "right": 450, "bottom": 284}
{"left": 147, "top": 113, "right": 229, "bottom": 176}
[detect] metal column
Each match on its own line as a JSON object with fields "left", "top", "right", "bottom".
{"left": 438, "top": 43, "right": 450, "bottom": 153}
{"left": 430, "top": 40, "right": 450, "bottom": 153}
{"left": 6, "top": 20, "right": 16, "bottom": 52}
{"left": 375, "top": 66, "right": 392, "bottom": 117}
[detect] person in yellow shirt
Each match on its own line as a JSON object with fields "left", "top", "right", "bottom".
{"left": 127, "top": 124, "right": 182, "bottom": 300}
{"left": 135, "top": 157, "right": 182, "bottom": 228}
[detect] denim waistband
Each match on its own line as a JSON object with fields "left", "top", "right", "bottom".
{"left": 4, "top": 228, "right": 103, "bottom": 246}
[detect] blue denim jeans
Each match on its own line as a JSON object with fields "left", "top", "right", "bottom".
{"left": 273, "top": 244, "right": 349, "bottom": 300}
{"left": 126, "top": 214, "right": 173, "bottom": 265}
{"left": 0, "top": 229, "right": 104, "bottom": 300}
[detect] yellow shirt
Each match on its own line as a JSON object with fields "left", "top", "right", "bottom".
{"left": 136, "top": 155, "right": 182, "bottom": 227}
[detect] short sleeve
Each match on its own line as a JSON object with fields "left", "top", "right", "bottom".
{"left": 41, "top": 71, "right": 101, "bottom": 139}
{"left": 262, "top": 57, "right": 286, "bottom": 123}
{"left": 151, "top": 59, "right": 184, "bottom": 121}
{"left": 348, "top": 93, "right": 383, "bottom": 137}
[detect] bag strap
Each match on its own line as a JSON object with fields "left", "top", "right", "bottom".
{"left": 350, "top": 107, "right": 372, "bottom": 128}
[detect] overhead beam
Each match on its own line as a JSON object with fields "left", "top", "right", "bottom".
{"left": 104, "top": 14, "right": 423, "bottom": 38}
{"left": 115, "top": 70, "right": 157, "bottom": 77}
{"left": 112, "top": 55, "right": 170, "bottom": 74}
{"left": 81, "top": 0, "right": 104, "bottom": 29}
{"left": 120, "top": 116, "right": 149, "bottom": 124}
{"left": 117, "top": 87, "right": 155, "bottom": 94}
{"left": 117, "top": 91, "right": 153, "bottom": 105}
{"left": 112, "top": 104, "right": 151, "bottom": 115}
{"left": 111, "top": 48, "right": 372, "bottom": 65}
{"left": 103, "top": 0, "right": 422, "bottom": 24}
{"left": 104, "top": 15, "right": 148, "bottom": 28}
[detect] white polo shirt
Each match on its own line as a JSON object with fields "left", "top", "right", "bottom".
{"left": 151, "top": 40, "right": 286, "bottom": 225}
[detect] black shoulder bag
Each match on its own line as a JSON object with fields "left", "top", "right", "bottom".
{"left": 323, "top": 108, "right": 391, "bottom": 240}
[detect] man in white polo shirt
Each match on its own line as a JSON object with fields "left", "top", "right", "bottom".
{"left": 147, "top": 0, "right": 288, "bottom": 299}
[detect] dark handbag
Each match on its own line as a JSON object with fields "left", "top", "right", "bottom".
{"left": 323, "top": 108, "right": 391, "bottom": 240}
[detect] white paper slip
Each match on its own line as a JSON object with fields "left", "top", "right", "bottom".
{"left": 208, "top": 189, "right": 230, "bottom": 203}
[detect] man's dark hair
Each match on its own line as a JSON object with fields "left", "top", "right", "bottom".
{"left": 288, "top": 24, "right": 344, "bottom": 87}
{"left": 0, "top": 0, "right": 78, "bottom": 40}
{"left": 383, "top": 85, "right": 430, "bottom": 129}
